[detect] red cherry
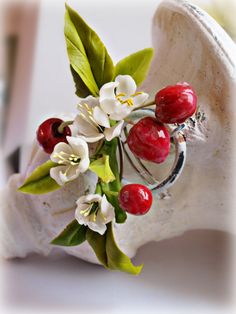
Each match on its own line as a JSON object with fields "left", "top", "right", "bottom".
{"left": 127, "top": 117, "right": 170, "bottom": 164}
{"left": 118, "top": 184, "right": 153, "bottom": 215}
{"left": 36, "top": 118, "right": 71, "bottom": 154}
{"left": 155, "top": 82, "right": 197, "bottom": 124}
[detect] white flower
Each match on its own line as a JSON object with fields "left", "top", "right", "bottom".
{"left": 75, "top": 194, "right": 115, "bottom": 235}
{"left": 50, "top": 136, "right": 90, "bottom": 185}
{"left": 99, "top": 75, "right": 149, "bottom": 120}
{"left": 74, "top": 96, "right": 124, "bottom": 143}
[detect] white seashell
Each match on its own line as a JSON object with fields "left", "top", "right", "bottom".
{"left": 1, "top": 0, "right": 236, "bottom": 264}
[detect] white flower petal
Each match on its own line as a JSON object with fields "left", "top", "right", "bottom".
{"left": 78, "top": 133, "right": 105, "bottom": 143}
{"left": 109, "top": 107, "right": 132, "bottom": 120}
{"left": 76, "top": 195, "right": 89, "bottom": 206}
{"left": 76, "top": 194, "right": 102, "bottom": 207}
{"left": 50, "top": 142, "right": 72, "bottom": 163}
{"left": 59, "top": 165, "right": 79, "bottom": 183}
{"left": 75, "top": 193, "right": 113, "bottom": 235}
{"left": 77, "top": 155, "right": 90, "bottom": 173}
{"left": 100, "top": 98, "right": 121, "bottom": 115}
{"left": 100, "top": 194, "right": 115, "bottom": 221}
{"left": 133, "top": 92, "right": 149, "bottom": 108}
{"left": 99, "top": 82, "right": 118, "bottom": 102}
{"left": 76, "top": 203, "right": 89, "bottom": 212}
{"left": 78, "top": 95, "right": 99, "bottom": 109}
{"left": 104, "top": 120, "right": 124, "bottom": 141}
{"left": 115, "top": 75, "right": 136, "bottom": 96}
{"left": 83, "top": 194, "right": 102, "bottom": 204}
{"left": 75, "top": 207, "right": 90, "bottom": 225}
{"left": 77, "top": 215, "right": 90, "bottom": 226}
{"left": 93, "top": 107, "right": 110, "bottom": 128}
{"left": 87, "top": 221, "right": 107, "bottom": 235}
{"left": 77, "top": 96, "right": 99, "bottom": 124}
{"left": 50, "top": 165, "right": 68, "bottom": 186}
{"left": 74, "top": 115, "right": 98, "bottom": 137}
{"left": 67, "top": 136, "right": 89, "bottom": 160}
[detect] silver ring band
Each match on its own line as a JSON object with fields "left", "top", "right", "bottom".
{"left": 120, "top": 109, "right": 186, "bottom": 193}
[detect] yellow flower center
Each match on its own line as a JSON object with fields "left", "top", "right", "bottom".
{"left": 77, "top": 103, "right": 104, "bottom": 132}
{"left": 53, "top": 151, "right": 80, "bottom": 166}
{"left": 80, "top": 201, "right": 107, "bottom": 222}
{"left": 116, "top": 92, "right": 143, "bottom": 107}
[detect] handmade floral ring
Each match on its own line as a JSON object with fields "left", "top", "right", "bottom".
{"left": 7, "top": 3, "right": 203, "bottom": 276}
{"left": 120, "top": 108, "right": 186, "bottom": 193}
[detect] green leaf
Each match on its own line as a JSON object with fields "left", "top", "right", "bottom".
{"left": 89, "top": 155, "right": 115, "bottom": 183}
{"left": 114, "top": 48, "right": 154, "bottom": 86}
{"left": 51, "top": 220, "right": 87, "bottom": 246}
{"left": 86, "top": 227, "right": 108, "bottom": 267}
{"left": 65, "top": 7, "right": 99, "bottom": 96}
{"left": 18, "top": 160, "right": 60, "bottom": 194}
{"left": 65, "top": 4, "right": 114, "bottom": 96}
{"left": 70, "top": 65, "right": 91, "bottom": 98}
{"left": 86, "top": 223, "right": 143, "bottom": 275}
{"left": 106, "top": 223, "right": 143, "bottom": 275}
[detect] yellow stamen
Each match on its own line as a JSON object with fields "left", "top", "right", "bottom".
{"left": 116, "top": 93, "right": 126, "bottom": 97}
{"left": 100, "top": 212, "right": 107, "bottom": 222}
{"left": 80, "top": 207, "right": 91, "bottom": 217}
{"left": 116, "top": 92, "right": 135, "bottom": 107}
{"left": 54, "top": 150, "right": 80, "bottom": 167}
{"left": 90, "top": 212, "right": 97, "bottom": 222}
{"left": 126, "top": 98, "right": 134, "bottom": 106}
{"left": 131, "top": 91, "right": 143, "bottom": 97}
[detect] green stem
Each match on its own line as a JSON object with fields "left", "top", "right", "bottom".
{"left": 124, "top": 118, "right": 135, "bottom": 125}
{"left": 105, "top": 190, "right": 119, "bottom": 197}
{"left": 133, "top": 100, "right": 155, "bottom": 111}
{"left": 98, "top": 138, "right": 127, "bottom": 223}
{"left": 117, "top": 138, "right": 123, "bottom": 181}
{"left": 58, "top": 120, "right": 74, "bottom": 133}
{"left": 95, "top": 182, "right": 102, "bottom": 195}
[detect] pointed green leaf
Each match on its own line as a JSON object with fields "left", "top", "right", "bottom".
{"left": 51, "top": 220, "right": 87, "bottom": 246}
{"left": 106, "top": 223, "right": 143, "bottom": 275}
{"left": 70, "top": 65, "right": 91, "bottom": 98}
{"left": 114, "top": 48, "right": 154, "bottom": 86}
{"left": 65, "top": 7, "right": 99, "bottom": 96}
{"left": 89, "top": 155, "right": 115, "bottom": 183}
{"left": 65, "top": 4, "right": 114, "bottom": 96}
{"left": 18, "top": 160, "right": 60, "bottom": 194}
{"left": 86, "top": 228, "right": 108, "bottom": 267}
{"left": 86, "top": 223, "right": 143, "bottom": 275}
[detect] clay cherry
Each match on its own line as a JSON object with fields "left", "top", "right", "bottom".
{"left": 155, "top": 82, "right": 197, "bottom": 124}
{"left": 118, "top": 184, "right": 153, "bottom": 215}
{"left": 36, "top": 118, "right": 71, "bottom": 154}
{"left": 127, "top": 117, "right": 170, "bottom": 163}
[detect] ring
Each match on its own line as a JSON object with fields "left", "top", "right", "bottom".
{"left": 120, "top": 109, "right": 186, "bottom": 193}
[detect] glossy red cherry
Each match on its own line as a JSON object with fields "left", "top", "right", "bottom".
{"left": 118, "top": 184, "right": 153, "bottom": 215}
{"left": 127, "top": 117, "right": 170, "bottom": 164}
{"left": 36, "top": 118, "right": 71, "bottom": 154}
{"left": 155, "top": 82, "right": 197, "bottom": 124}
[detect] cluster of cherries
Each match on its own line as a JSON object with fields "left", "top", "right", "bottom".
{"left": 36, "top": 83, "right": 197, "bottom": 216}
